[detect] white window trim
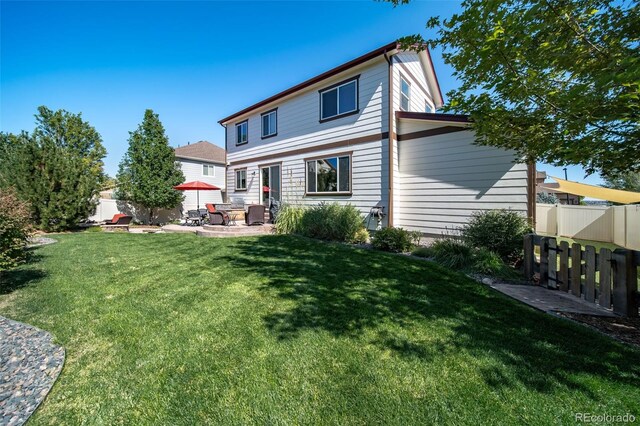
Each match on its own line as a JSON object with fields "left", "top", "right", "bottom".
{"left": 202, "top": 164, "right": 216, "bottom": 177}
{"left": 236, "top": 121, "right": 248, "bottom": 145}
{"left": 305, "top": 154, "right": 351, "bottom": 194}
{"left": 400, "top": 75, "right": 411, "bottom": 112}
{"left": 261, "top": 109, "right": 277, "bottom": 138}
{"left": 235, "top": 169, "right": 247, "bottom": 191}
{"left": 319, "top": 77, "right": 359, "bottom": 121}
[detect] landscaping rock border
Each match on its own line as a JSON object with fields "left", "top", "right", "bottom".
{"left": 0, "top": 316, "right": 65, "bottom": 426}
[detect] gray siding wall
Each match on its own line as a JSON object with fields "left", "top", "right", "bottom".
{"left": 225, "top": 58, "right": 390, "bottom": 225}
{"left": 178, "top": 158, "right": 225, "bottom": 209}
{"left": 396, "top": 128, "right": 528, "bottom": 236}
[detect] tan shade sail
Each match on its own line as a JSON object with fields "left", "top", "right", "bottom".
{"left": 543, "top": 177, "right": 640, "bottom": 204}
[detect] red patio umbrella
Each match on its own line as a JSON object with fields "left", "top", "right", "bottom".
{"left": 173, "top": 181, "right": 221, "bottom": 210}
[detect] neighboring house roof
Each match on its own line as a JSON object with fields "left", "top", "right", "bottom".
{"left": 174, "top": 141, "right": 226, "bottom": 164}
{"left": 218, "top": 41, "right": 444, "bottom": 125}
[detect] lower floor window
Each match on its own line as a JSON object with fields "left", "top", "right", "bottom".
{"left": 235, "top": 169, "right": 247, "bottom": 190}
{"left": 306, "top": 155, "right": 350, "bottom": 194}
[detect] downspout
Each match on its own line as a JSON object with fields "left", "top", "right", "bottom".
{"left": 384, "top": 50, "right": 394, "bottom": 227}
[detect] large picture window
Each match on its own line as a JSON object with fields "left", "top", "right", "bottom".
{"left": 236, "top": 121, "right": 248, "bottom": 145}
{"left": 261, "top": 109, "right": 277, "bottom": 138}
{"left": 235, "top": 169, "right": 247, "bottom": 190}
{"left": 306, "top": 155, "right": 350, "bottom": 194}
{"left": 320, "top": 77, "right": 358, "bottom": 121}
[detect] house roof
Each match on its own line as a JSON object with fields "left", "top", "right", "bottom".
{"left": 174, "top": 141, "right": 226, "bottom": 164}
{"left": 218, "top": 41, "right": 444, "bottom": 125}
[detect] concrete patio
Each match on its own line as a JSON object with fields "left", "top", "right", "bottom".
{"left": 162, "top": 223, "right": 274, "bottom": 238}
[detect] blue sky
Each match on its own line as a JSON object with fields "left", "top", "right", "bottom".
{"left": 1, "top": 0, "right": 601, "bottom": 185}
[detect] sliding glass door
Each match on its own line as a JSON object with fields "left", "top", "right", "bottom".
{"left": 260, "top": 165, "right": 280, "bottom": 207}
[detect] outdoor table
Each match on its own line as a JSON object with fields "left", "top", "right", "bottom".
{"left": 226, "top": 213, "right": 238, "bottom": 227}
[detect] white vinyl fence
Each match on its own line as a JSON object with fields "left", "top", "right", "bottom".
{"left": 536, "top": 203, "right": 640, "bottom": 250}
{"left": 89, "top": 199, "right": 182, "bottom": 224}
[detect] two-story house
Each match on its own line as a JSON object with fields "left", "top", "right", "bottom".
{"left": 175, "top": 141, "right": 226, "bottom": 210}
{"left": 219, "top": 42, "right": 535, "bottom": 236}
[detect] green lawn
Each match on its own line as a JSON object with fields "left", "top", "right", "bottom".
{"left": 1, "top": 233, "right": 639, "bottom": 424}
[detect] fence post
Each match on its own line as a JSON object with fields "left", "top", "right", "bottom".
{"left": 570, "top": 243, "right": 582, "bottom": 297}
{"left": 584, "top": 245, "right": 596, "bottom": 303}
{"left": 598, "top": 248, "right": 612, "bottom": 309}
{"left": 523, "top": 234, "right": 535, "bottom": 281}
{"left": 540, "top": 237, "right": 549, "bottom": 287}
{"left": 548, "top": 238, "right": 558, "bottom": 289}
{"left": 559, "top": 241, "right": 569, "bottom": 291}
{"left": 612, "top": 249, "right": 639, "bottom": 317}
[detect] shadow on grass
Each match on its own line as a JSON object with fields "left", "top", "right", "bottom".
{"left": 219, "top": 235, "right": 640, "bottom": 396}
{"left": 0, "top": 252, "right": 47, "bottom": 295}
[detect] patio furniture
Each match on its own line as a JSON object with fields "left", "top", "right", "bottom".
{"left": 226, "top": 213, "right": 239, "bottom": 227}
{"left": 206, "top": 204, "right": 229, "bottom": 226}
{"left": 245, "top": 204, "right": 266, "bottom": 226}
{"left": 185, "top": 210, "right": 202, "bottom": 226}
{"left": 102, "top": 214, "right": 132, "bottom": 231}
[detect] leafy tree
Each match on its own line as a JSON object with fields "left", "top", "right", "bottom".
{"left": 389, "top": 0, "right": 639, "bottom": 176}
{"left": 603, "top": 171, "right": 640, "bottom": 192}
{"left": 116, "top": 110, "right": 184, "bottom": 223}
{"left": 536, "top": 192, "right": 559, "bottom": 204}
{"left": 0, "top": 107, "right": 106, "bottom": 231}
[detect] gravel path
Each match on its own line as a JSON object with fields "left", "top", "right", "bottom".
{"left": 0, "top": 316, "right": 65, "bottom": 426}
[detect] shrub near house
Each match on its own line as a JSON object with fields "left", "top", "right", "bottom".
{"left": 0, "top": 187, "right": 32, "bottom": 272}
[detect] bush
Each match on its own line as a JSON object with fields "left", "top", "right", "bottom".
{"left": 351, "top": 228, "right": 370, "bottom": 245}
{"left": 471, "top": 247, "right": 505, "bottom": 275}
{"left": 274, "top": 204, "right": 305, "bottom": 235}
{"left": 411, "top": 246, "right": 434, "bottom": 258}
{"left": 275, "top": 202, "right": 367, "bottom": 244}
{"left": 0, "top": 187, "right": 32, "bottom": 272}
{"left": 461, "top": 209, "right": 531, "bottom": 262}
{"left": 371, "top": 227, "right": 421, "bottom": 253}
{"left": 429, "top": 238, "right": 474, "bottom": 269}
{"left": 299, "top": 203, "right": 365, "bottom": 243}
{"left": 427, "top": 238, "right": 511, "bottom": 276}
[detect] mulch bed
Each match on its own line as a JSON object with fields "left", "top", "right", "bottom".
{"left": 557, "top": 312, "right": 640, "bottom": 347}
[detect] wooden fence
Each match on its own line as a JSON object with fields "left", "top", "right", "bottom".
{"left": 524, "top": 234, "right": 639, "bottom": 317}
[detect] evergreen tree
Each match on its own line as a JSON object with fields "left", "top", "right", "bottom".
{"left": 116, "top": 109, "right": 184, "bottom": 223}
{"left": 0, "top": 106, "right": 106, "bottom": 231}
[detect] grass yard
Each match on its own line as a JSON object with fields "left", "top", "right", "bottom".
{"left": 1, "top": 233, "right": 639, "bottom": 424}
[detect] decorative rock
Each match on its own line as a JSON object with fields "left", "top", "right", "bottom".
{"left": 0, "top": 316, "right": 65, "bottom": 426}
{"left": 482, "top": 277, "right": 494, "bottom": 285}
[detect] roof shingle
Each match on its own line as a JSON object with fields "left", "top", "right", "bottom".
{"left": 174, "top": 141, "right": 226, "bottom": 164}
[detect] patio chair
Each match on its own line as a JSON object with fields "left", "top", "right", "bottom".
{"left": 205, "top": 203, "right": 229, "bottom": 226}
{"left": 102, "top": 214, "right": 132, "bottom": 231}
{"left": 185, "top": 210, "right": 202, "bottom": 226}
{"left": 245, "top": 204, "right": 266, "bottom": 226}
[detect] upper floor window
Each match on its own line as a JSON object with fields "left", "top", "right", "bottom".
{"left": 400, "top": 76, "right": 411, "bottom": 111}
{"left": 306, "top": 155, "right": 351, "bottom": 194}
{"left": 202, "top": 164, "right": 216, "bottom": 177}
{"left": 261, "top": 109, "right": 277, "bottom": 138}
{"left": 319, "top": 77, "right": 358, "bottom": 122}
{"left": 236, "top": 121, "right": 248, "bottom": 145}
{"left": 235, "top": 169, "right": 247, "bottom": 190}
